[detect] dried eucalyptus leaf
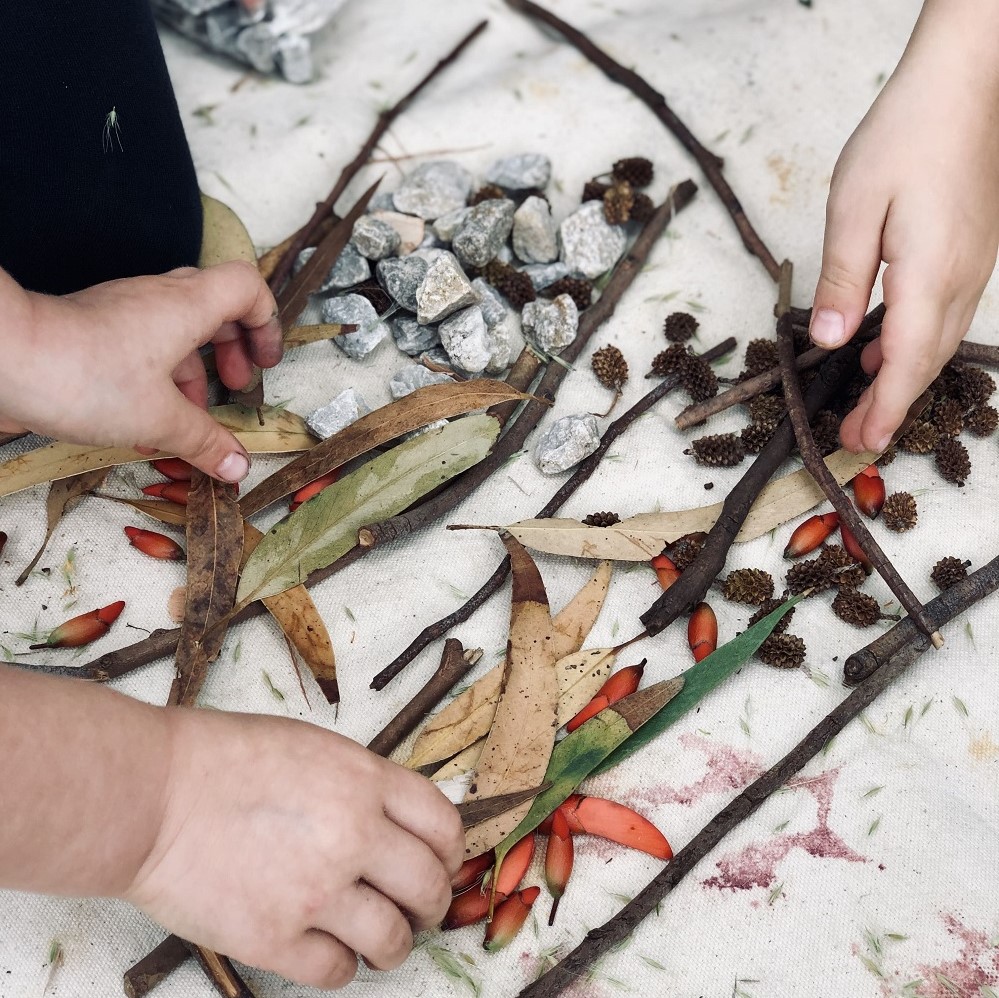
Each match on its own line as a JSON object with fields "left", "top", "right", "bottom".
{"left": 199, "top": 193, "right": 257, "bottom": 268}
{"left": 284, "top": 323, "right": 356, "bottom": 349}
{"left": 551, "top": 560, "right": 613, "bottom": 660}
{"left": 237, "top": 414, "right": 500, "bottom": 605}
{"left": 96, "top": 495, "right": 189, "bottom": 527}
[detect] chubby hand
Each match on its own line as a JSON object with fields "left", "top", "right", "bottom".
{"left": 0, "top": 261, "right": 283, "bottom": 481}
{"left": 124, "top": 709, "right": 464, "bottom": 990}
{"left": 809, "top": 0, "right": 999, "bottom": 452}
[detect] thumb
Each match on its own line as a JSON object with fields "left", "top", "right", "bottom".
{"left": 810, "top": 178, "right": 885, "bottom": 349}
{"left": 147, "top": 392, "right": 250, "bottom": 484}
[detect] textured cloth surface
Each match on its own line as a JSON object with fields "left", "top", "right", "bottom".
{"left": 3, "top": 1, "right": 999, "bottom": 997}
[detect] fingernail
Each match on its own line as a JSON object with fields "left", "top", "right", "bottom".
{"left": 875, "top": 434, "right": 892, "bottom": 453}
{"left": 810, "top": 308, "right": 846, "bottom": 348}
{"left": 217, "top": 452, "right": 249, "bottom": 483}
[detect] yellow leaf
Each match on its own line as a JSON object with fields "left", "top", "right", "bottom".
{"left": 199, "top": 194, "right": 257, "bottom": 268}
{"left": 551, "top": 560, "right": 613, "bottom": 661}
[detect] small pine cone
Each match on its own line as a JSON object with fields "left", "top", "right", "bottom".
{"left": 545, "top": 276, "right": 593, "bottom": 311}
{"left": 741, "top": 420, "right": 777, "bottom": 454}
{"left": 931, "top": 556, "right": 970, "bottom": 591}
{"left": 349, "top": 280, "right": 393, "bottom": 314}
{"left": 749, "top": 597, "right": 794, "bottom": 634}
{"left": 664, "top": 311, "right": 699, "bottom": 343}
{"left": 603, "top": 182, "right": 635, "bottom": 225}
{"left": 591, "top": 345, "right": 628, "bottom": 391}
{"left": 664, "top": 532, "right": 707, "bottom": 571}
{"left": 743, "top": 338, "right": 779, "bottom": 377}
{"left": 786, "top": 558, "right": 833, "bottom": 597}
{"left": 687, "top": 432, "right": 745, "bottom": 467}
{"left": 582, "top": 511, "right": 621, "bottom": 527}
{"left": 631, "top": 192, "right": 655, "bottom": 222}
{"left": 721, "top": 568, "right": 775, "bottom": 605}
{"left": 935, "top": 436, "right": 971, "bottom": 486}
{"left": 649, "top": 343, "right": 694, "bottom": 379}
{"left": 758, "top": 632, "right": 807, "bottom": 669}
{"left": 831, "top": 588, "right": 883, "bottom": 628}
{"left": 682, "top": 356, "right": 719, "bottom": 402}
{"left": 931, "top": 364, "right": 962, "bottom": 401}
{"left": 955, "top": 365, "right": 996, "bottom": 409}
{"left": 792, "top": 323, "right": 813, "bottom": 355}
{"left": 817, "top": 545, "right": 867, "bottom": 589}
{"left": 931, "top": 397, "right": 965, "bottom": 438}
{"left": 748, "top": 393, "right": 786, "bottom": 426}
{"left": 899, "top": 420, "right": 939, "bottom": 454}
{"left": 810, "top": 410, "right": 842, "bottom": 457}
{"left": 582, "top": 179, "right": 611, "bottom": 203}
{"left": 876, "top": 445, "right": 897, "bottom": 468}
{"left": 966, "top": 405, "right": 999, "bottom": 437}
{"left": 469, "top": 183, "right": 506, "bottom": 206}
{"left": 611, "top": 156, "right": 654, "bottom": 188}
{"left": 481, "top": 260, "right": 536, "bottom": 309}
{"left": 882, "top": 491, "right": 917, "bottom": 532}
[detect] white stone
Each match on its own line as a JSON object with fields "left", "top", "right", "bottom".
{"left": 559, "top": 201, "right": 627, "bottom": 279}
{"left": 534, "top": 414, "right": 601, "bottom": 475}
{"left": 521, "top": 294, "right": 579, "bottom": 354}
{"left": 485, "top": 153, "right": 552, "bottom": 190}
{"left": 389, "top": 365, "right": 455, "bottom": 399}
{"left": 377, "top": 256, "right": 428, "bottom": 311}
{"left": 416, "top": 254, "right": 478, "bottom": 325}
{"left": 392, "top": 161, "right": 473, "bottom": 220}
{"left": 320, "top": 294, "right": 389, "bottom": 359}
{"left": 471, "top": 278, "right": 507, "bottom": 328}
{"left": 451, "top": 199, "right": 516, "bottom": 269}
{"left": 512, "top": 196, "right": 558, "bottom": 264}
{"left": 432, "top": 206, "right": 472, "bottom": 243}
{"left": 521, "top": 262, "right": 569, "bottom": 291}
{"left": 306, "top": 387, "right": 371, "bottom": 440}
{"left": 392, "top": 316, "right": 439, "bottom": 356}
{"left": 438, "top": 306, "right": 492, "bottom": 375}
{"left": 351, "top": 215, "right": 400, "bottom": 260}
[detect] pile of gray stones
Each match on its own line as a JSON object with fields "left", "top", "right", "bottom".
{"left": 300, "top": 153, "right": 634, "bottom": 475}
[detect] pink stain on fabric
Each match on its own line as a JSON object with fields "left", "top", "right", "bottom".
{"left": 911, "top": 913, "right": 999, "bottom": 996}
{"left": 703, "top": 769, "right": 867, "bottom": 891}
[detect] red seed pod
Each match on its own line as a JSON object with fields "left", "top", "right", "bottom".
{"left": 490, "top": 832, "right": 536, "bottom": 898}
{"left": 289, "top": 469, "right": 341, "bottom": 511}
{"left": 483, "top": 887, "right": 541, "bottom": 951}
{"left": 143, "top": 481, "right": 191, "bottom": 506}
{"left": 651, "top": 553, "right": 681, "bottom": 591}
{"left": 547, "top": 794, "right": 672, "bottom": 860}
{"left": 840, "top": 523, "right": 874, "bottom": 576}
{"left": 851, "top": 465, "right": 886, "bottom": 518}
{"left": 784, "top": 512, "right": 839, "bottom": 559}
{"left": 565, "top": 661, "right": 646, "bottom": 733}
{"left": 30, "top": 600, "right": 126, "bottom": 649}
{"left": 545, "top": 809, "right": 574, "bottom": 926}
{"left": 687, "top": 602, "right": 718, "bottom": 663}
{"left": 151, "top": 458, "right": 193, "bottom": 481}
{"left": 443, "top": 884, "right": 498, "bottom": 930}
{"left": 451, "top": 852, "right": 494, "bottom": 895}
{"left": 123, "top": 526, "right": 185, "bottom": 561}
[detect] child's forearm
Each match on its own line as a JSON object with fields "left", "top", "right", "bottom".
{"left": 0, "top": 666, "right": 169, "bottom": 898}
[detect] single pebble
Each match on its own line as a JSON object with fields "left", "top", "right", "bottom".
{"left": 534, "top": 414, "right": 601, "bottom": 474}
{"left": 521, "top": 294, "right": 579, "bottom": 353}
{"left": 485, "top": 317, "right": 515, "bottom": 375}
{"left": 485, "top": 152, "right": 551, "bottom": 190}
{"left": 370, "top": 210, "right": 425, "bottom": 254}
{"left": 351, "top": 215, "right": 401, "bottom": 260}
{"left": 392, "top": 315, "right": 440, "bottom": 356}
{"left": 389, "top": 365, "right": 454, "bottom": 399}
{"left": 320, "top": 294, "right": 389, "bottom": 359}
{"left": 512, "top": 196, "right": 558, "bottom": 264}
{"left": 367, "top": 192, "right": 398, "bottom": 214}
{"left": 392, "top": 160, "right": 473, "bottom": 220}
{"left": 305, "top": 387, "right": 371, "bottom": 440}
{"left": 520, "top": 261, "right": 569, "bottom": 291}
{"left": 439, "top": 305, "right": 492, "bottom": 374}
{"left": 377, "top": 256, "right": 428, "bottom": 312}
{"left": 416, "top": 253, "right": 478, "bottom": 324}
{"left": 274, "top": 34, "right": 313, "bottom": 84}
{"left": 432, "top": 206, "right": 472, "bottom": 243}
{"left": 559, "top": 201, "right": 627, "bottom": 279}
{"left": 295, "top": 244, "right": 370, "bottom": 291}
{"left": 471, "top": 277, "right": 507, "bottom": 328}
{"left": 451, "top": 199, "right": 516, "bottom": 269}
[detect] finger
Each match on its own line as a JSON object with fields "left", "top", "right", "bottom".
{"left": 246, "top": 321, "right": 284, "bottom": 369}
{"left": 384, "top": 770, "right": 465, "bottom": 876}
{"left": 212, "top": 326, "right": 256, "bottom": 392}
{"left": 134, "top": 445, "right": 157, "bottom": 457}
{"left": 860, "top": 338, "right": 883, "bottom": 376}
{"left": 363, "top": 826, "right": 452, "bottom": 932}
{"left": 143, "top": 391, "right": 250, "bottom": 483}
{"left": 809, "top": 176, "right": 885, "bottom": 349}
{"left": 261, "top": 929, "right": 358, "bottom": 990}
{"left": 173, "top": 350, "right": 209, "bottom": 409}
{"left": 839, "top": 386, "right": 876, "bottom": 453}
{"left": 327, "top": 882, "right": 413, "bottom": 972}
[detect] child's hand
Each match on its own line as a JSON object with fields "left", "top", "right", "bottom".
{"left": 0, "top": 262, "right": 282, "bottom": 482}
{"left": 125, "top": 708, "right": 464, "bottom": 990}
{"left": 809, "top": 0, "right": 999, "bottom": 452}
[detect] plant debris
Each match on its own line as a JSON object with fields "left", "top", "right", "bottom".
{"left": 935, "top": 436, "right": 971, "bottom": 486}
{"left": 757, "top": 631, "right": 807, "bottom": 669}
{"left": 664, "top": 311, "right": 698, "bottom": 343}
{"left": 686, "top": 432, "right": 745, "bottom": 467}
{"left": 881, "top": 492, "right": 917, "bottom": 532}
{"left": 931, "top": 556, "right": 971, "bottom": 591}
{"left": 721, "top": 568, "right": 774, "bottom": 605}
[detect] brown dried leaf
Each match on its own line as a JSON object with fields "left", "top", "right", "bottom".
{"left": 15, "top": 469, "right": 110, "bottom": 584}
{"left": 239, "top": 381, "right": 531, "bottom": 517}
{"left": 97, "top": 495, "right": 189, "bottom": 527}
{"left": 168, "top": 473, "right": 244, "bottom": 706}
{"left": 284, "top": 324, "right": 356, "bottom": 349}
{"left": 243, "top": 522, "right": 338, "bottom": 703}
{"left": 456, "top": 783, "right": 552, "bottom": 828}
{"left": 551, "top": 560, "right": 613, "bottom": 661}
{"left": 462, "top": 533, "right": 559, "bottom": 856}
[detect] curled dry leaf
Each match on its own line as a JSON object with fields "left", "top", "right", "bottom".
{"left": 503, "top": 447, "right": 879, "bottom": 561}
{"left": 405, "top": 560, "right": 615, "bottom": 771}
{"left": 97, "top": 495, "right": 189, "bottom": 527}
{"left": 239, "top": 381, "right": 530, "bottom": 517}
{"left": 462, "top": 533, "right": 559, "bottom": 857}
{"left": 0, "top": 405, "right": 315, "bottom": 499}
{"left": 283, "top": 323, "right": 356, "bottom": 349}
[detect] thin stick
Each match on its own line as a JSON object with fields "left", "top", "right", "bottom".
{"left": 267, "top": 20, "right": 488, "bottom": 293}
{"left": 775, "top": 312, "right": 943, "bottom": 649}
{"left": 640, "top": 337, "right": 864, "bottom": 636}
{"left": 952, "top": 339, "right": 999, "bottom": 369}
{"left": 519, "top": 554, "right": 999, "bottom": 998}
{"left": 505, "top": 0, "right": 780, "bottom": 281}
{"left": 184, "top": 943, "right": 257, "bottom": 998}
{"left": 365, "top": 640, "right": 480, "bottom": 757}
{"left": 369, "top": 334, "right": 735, "bottom": 691}
{"left": 123, "top": 935, "right": 190, "bottom": 998}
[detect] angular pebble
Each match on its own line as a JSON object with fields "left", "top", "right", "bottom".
{"left": 451, "top": 199, "right": 516, "bottom": 270}
{"left": 368, "top": 192, "right": 398, "bottom": 213}
{"left": 438, "top": 306, "right": 492, "bottom": 375}
{"left": 521, "top": 261, "right": 569, "bottom": 291}
{"left": 352, "top": 215, "right": 400, "bottom": 260}
{"left": 521, "top": 294, "right": 579, "bottom": 354}
{"left": 370, "top": 210, "right": 425, "bottom": 254}
{"left": 389, "top": 365, "right": 455, "bottom": 399}
{"left": 294, "top": 244, "right": 369, "bottom": 292}
{"left": 416, "top": 253, "right": 478, "bottom": 324}
{"left": 377, "top": 256, "right": 428, "bottom": 312}
{"left": 485, "top": 318, "right": 514, "bottom": 375}
{"left": 512, "top": 196, "right": 558, "bottom": 264}
{"left": 471, "top": 278, "right": 507, "bottom": 328}
{"left": 392, "top": 161, "right": 472, "bottom": 220}
{"left": 320, "top": 294, "right": 389, "bottom": 359}
{"left": 534, "top": 414, "right": 601, "bottom": 475}
{"left": 274, "top": 34, "right": 313, "bottom": 84}
{"left": 306, "top": 387, "right": 371, "bottom": 440}
{"left": 392, "top": 316, "right": 440, "bottom": 356}
{"left": 559, "top": 201, "right": 627, "bottom": 279}
{"left": 432, "top": 206, "right": 471, "bottom": 243}
{"left": 485, "top": 153, "right": 551, "bottom": 190}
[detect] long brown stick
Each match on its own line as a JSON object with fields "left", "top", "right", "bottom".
{"left": 369, "top": 333, "right": 735, "bottom": 691}
{"left": 123, "top": 935, "right": 190, "bottom": 998}
{"left": 775, "top": 312, "right": 943, "bottom": 649}
{"left": 505, "top": 0, "right": 780, "bottom": 281}
{"left": 267, "top": 20, "right": 488, "bottom": 293}
{"left": 521, "top": 553, "right": 999, "bottom": 997}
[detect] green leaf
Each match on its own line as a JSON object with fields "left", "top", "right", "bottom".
{"left": 594, "top": 594, "right": 804, "bottom": 773}
{"left": 237, "top": 415, "right": 498, "bottom": 604}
